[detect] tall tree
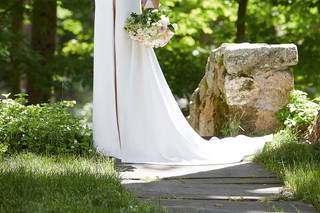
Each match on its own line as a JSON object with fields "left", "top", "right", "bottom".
{"left": 9, "top": 0, "right": 24, "bottom": 94}
{"left": 235, "top": 0, "right": 248, "bottom": 42}
{"left": 27, "top": 0, "right": 57, "bottom": 103}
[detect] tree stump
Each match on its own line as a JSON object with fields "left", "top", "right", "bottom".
{"left": 306, "top": 111, "right": 320, "bottom": 144}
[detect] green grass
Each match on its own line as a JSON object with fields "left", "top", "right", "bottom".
{"left": 255, "top": 129, "right": 320, "bottom": 211}
{"left": 0, "top": 153, "right": 162, "bottom": 212}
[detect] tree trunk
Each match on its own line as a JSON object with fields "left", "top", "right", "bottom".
{"left": 305, "top": 111, "right": 320, "bottom": 144}
{"left": 235, "top": 0, "right": 248, "bottom": 42}
{"left": 10, "top": 0, "right": 24, "bottom": 94}
{"left": 27, "top": 0, "right": 57, "bottom": 104}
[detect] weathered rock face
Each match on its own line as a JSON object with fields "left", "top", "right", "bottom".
{"left": 189, "top": 43, "right": 298, "bottom": 136}
{"left": 305, "top": 111, "right": 320, "bottom": 144}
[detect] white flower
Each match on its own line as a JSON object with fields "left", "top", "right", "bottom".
{"left": 137, "top": 29, "right": 144, "bottom": 34}
{"left": 172, "top": 23, "right": 178, "bottom": 30}
{"left": 160, "top": 15, "right": 170, "bottom": 26}
{"left": 124, "top": 11, "right": 175, "bottom": 48}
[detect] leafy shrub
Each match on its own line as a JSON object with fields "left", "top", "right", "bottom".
{"left": 277, "top": 90, "right": 320, "bottom": 133}
{"left": 0, "top": 93, "right": 93, "bottom": 155}
{"left": 0, "top": 143, "right": 8, "bottom": 160}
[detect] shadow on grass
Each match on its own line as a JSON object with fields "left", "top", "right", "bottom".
{"left": 0, "top": 153, "right": 163, "bottom": 212}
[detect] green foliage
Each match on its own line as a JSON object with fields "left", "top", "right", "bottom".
{"left": 0, "top": 93, "right": 93, "bottom": 155}
{"left": 0, "top": 143, "right": 8, "bottom": 160}
{"left": 1, "top": 0, "right": 320, "bottom": 100}
{"left": 156, "top": 0, "right": 236, "bottom": 96}
{"left": 56, "top": 0, "right": 94, "bottom": 89}
{"left": 220, "top": 116, "right": 243, "bottom": 137}
{"left": 157, "top": 0, "right": 320, "bottom": 97}
{"left": 0, "top": 0, "right": 94, "bottom": 101}
{"left": 126, "top": 8, "right": 174, "bottom": 30}
{"left": 0, "top": 153, "right": 164, "bottom": 212}
{"left": 276, "top": 90, "right": 320, "bottom": 133}
{"left": 256, "top": 128, "right": 320, "bottom": 210}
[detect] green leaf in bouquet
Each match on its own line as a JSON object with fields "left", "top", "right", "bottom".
{"left": 168, "top": 24, "right": 175, "bottom": 32}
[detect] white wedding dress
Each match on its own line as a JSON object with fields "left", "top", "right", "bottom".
{"left": 93, "top": 0, "right": 272, "bottom": 165}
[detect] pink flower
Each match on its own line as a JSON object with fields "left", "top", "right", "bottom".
{"left": 160, "top": 30, "right": 174, "bottom": 47}
{"left": 159, "top": 26, "right": 167, "bottom": 34}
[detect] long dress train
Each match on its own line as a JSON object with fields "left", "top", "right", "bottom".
{"left": 93, "top": 0, "right": 272, "bottom": 165}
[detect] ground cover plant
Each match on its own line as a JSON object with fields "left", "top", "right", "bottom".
{"left": 256, "top": 90, "right": 320, "bottom": 211}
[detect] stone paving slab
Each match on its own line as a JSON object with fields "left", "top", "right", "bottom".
{"left": 143, "top": 199, "right": 316, "bottom": 213}
{"left": 123, "top": 177, "right": 281, "bottom": 184}
{"left": 118, "top": 162, "right": 276, "bottom": 180}
{"left": 118, "top": 162, "right": 316, "bottom": 212}
{"left": 125, "top": 181, "right": 283, "bottom": 200}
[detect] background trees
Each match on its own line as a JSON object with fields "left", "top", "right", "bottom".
{"left": 0, "top": 0, "right": 94, "bottom": 105}
{"left": 28, "top": 0, "right": 57, "bottom": 103}
{"left": 0, "top": 0, "right": 319, "bottom": 104}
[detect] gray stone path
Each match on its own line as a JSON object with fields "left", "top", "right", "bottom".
{"left": 118, "top": 162, "right": 316, "bottom": 212}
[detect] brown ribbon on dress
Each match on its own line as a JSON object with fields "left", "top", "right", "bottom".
{"left": 113, "top": 0, "right": 122, "bottom": 149}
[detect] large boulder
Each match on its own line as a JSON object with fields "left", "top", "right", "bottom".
{"left": 188, "top": 43, "right": 298, "bottom": 136}
{"left": 305, "top": 111, "right": 320, "bottom": 144}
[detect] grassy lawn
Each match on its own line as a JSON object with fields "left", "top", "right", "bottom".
{"left": 255, "top": 129, "right": 320, "bottom": 211}
{"left": 0, "top": 153, "right": 162, "bottom": 212}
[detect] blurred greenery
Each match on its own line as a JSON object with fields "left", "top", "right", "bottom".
{"left": 0, "top": 93, "right": 93, "bottom": 156}
{"left": 0, "top": 0, "right": 320, "bottom": 104}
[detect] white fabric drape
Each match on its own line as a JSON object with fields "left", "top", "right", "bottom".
{"left": 93, "top": 0, "right": 272, "bottom": 165}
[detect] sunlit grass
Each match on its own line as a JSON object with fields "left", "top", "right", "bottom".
{"left": 0, "top": 153, "right": 163, "bottom": 212}
{"left": 255, "top": 129, "right": 320, "bottom": 210}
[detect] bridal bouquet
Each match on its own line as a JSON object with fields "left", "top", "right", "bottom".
{"left": 124, "top": 9, "right": 177, "bottom": 48}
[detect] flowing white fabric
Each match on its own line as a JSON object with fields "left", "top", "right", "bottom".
{"left": 93, "top": 0, "right": 272, "bottom": 165}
